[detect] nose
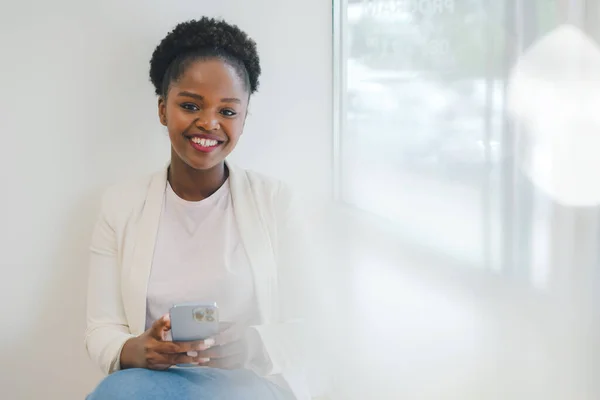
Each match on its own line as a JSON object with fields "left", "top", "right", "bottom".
{"left": 194, "top": 111, "right": 220, "bottom": 131}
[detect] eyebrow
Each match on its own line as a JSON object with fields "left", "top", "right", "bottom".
{"left": 177, "top": 91, "right": 241, "bottom": 104}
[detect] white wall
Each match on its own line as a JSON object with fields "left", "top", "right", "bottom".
{"left": 0, "top": 1, "right": 332, "bottom": 398}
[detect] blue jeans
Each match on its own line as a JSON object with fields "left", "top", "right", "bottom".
{"left": 87, "top": 367, "right": 295, "bottom": 400}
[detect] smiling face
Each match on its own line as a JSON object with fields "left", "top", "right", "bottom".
{"left": 158, "top": 58, "right": 249, "bottom": 171}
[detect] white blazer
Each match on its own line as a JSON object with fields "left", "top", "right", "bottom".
{"left": 85, "top": 162, "right": 312, "bottom": 399}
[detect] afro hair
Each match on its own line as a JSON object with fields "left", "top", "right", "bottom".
{"left": 149, "top": 17, "right": 261, "bottom": 97}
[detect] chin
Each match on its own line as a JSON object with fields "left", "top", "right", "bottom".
{"left": 172, "top": 145, "right": 228, "bottom": 172}
{"left": 185, "top": 157, "right": 223, "bottom": 172}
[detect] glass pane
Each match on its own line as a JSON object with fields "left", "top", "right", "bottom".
{"left": 343, "top": 0, "right": 507, "bottom": 265}
{"left": 341, "top": 0, "right": 561, "bottom": 267}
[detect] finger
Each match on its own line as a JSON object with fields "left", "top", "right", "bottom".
{"left": 169, "top": 338, "right": 216, "bottom": 353}
{"left": 145, "top": 351, "right": 176, "bottom": 370}
{"left": 197, "top": 341, "right": 244, "bottom": 359}
{"left": 149, "top": 314, "right": 171, "bottom": 340}
{"left": 148, "top": 364, "right": 172, "bottom": 371}
{"left": 171, "top": 353, "right": 210, "bottom": 365}
{"left": 146, "top": 350, "right": 193, "bottom": 368}
{"left": 152, "top": 351, "right": 210, "bottom": 366}
{"left": 152, "top": 339, "right": 210, "bottom": 355}
{"left": 206, "top": 355, "right": 243, "bottom": 370}
{"left": 152, "top": 340, "right": 183, "bottom": 354}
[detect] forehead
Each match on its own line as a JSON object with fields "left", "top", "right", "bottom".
{"left": 172, "top": 58, "right": 247, "bottom": 99}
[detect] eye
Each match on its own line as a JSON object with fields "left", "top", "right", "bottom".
{"left": 180, "top": 103, "right": 199, "bottom": 112}
{"left": 220, "top": 109, "right": 237, "bottom": 117}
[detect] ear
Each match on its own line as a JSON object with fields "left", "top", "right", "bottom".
{"left": 158, "top": 96, "right": 167, "bottom": 126}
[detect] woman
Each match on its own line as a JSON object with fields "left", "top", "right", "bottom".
{"left": 85, "top": 17, "right": 312, "bottom": 400}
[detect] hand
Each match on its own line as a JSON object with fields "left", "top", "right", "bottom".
{"left": 196, "top": 322, "right": 249, "bottom": 369}
{"left": 120, "top": 314, "right": 215, "bottom": 370}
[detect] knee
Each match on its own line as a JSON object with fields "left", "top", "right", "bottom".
{"left": 87, "top": 369, "right": 157, "bottom": 400}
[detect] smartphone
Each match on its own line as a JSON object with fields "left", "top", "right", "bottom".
{"left": 169, "top": 302, "right": 220, "bottom": 342}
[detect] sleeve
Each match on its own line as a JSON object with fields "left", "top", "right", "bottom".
{"left": 84, "top": 190, "right": 135, "bottom": 375}
{"left": 240, "top": 183, "right": 305, "bottom": 375}
{"left": 244, "top": 183, "right": 324, "bottom": 379}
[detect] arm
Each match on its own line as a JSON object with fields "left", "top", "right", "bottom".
{"left": 85, "top": 189, "right": 217, "bottom": 373}
{"left": 245, "top": 183, "right": 310, "bottom": 374}
{"left": 84, "top": 190, "right": 134, "bottom": 375}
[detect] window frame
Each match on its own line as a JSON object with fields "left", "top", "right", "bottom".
{"left": 331, "top": 0, "right": 347, "bottom": 202}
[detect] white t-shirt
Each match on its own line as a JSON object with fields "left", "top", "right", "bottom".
{"left": 145, "top": 179, "right": 257, "bottom": 333}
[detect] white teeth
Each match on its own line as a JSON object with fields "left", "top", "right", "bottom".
{"left": 191, "top": 138, "right": 218, "bottom": 147}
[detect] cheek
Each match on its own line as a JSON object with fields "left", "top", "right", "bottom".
{"left": 168, "top": 130, "right": 182, "bottom": 145}
{"left": 225, "top": 120, "right": 246, "bottom": 141}
{"left": 166, "top": 109, "right": 193, "bottom": 135}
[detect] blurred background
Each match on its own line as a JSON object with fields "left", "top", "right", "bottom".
{"left": 339, "top": 0, "right": 599, "bottom": 276}
{"left": 1, "top": 0, "right": 600, "bottom": 399}
{"left": 329, "top": 0, "right": 600, "bottom": 398}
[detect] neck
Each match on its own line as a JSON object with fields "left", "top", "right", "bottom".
{"left": 168, "top": 154, "right": 227, "bottom": 201}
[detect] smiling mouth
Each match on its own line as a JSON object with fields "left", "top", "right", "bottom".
{"left": 188, "top": 136, "right": 224, "bottom": 153}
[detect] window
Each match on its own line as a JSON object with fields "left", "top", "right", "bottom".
{"left": 334, "top": 0, "right": 562, "bottom": 269}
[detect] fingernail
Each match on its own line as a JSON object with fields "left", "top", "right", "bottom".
{"left": 204, "top": 338, "right": 215, "bottom": 347}
{"left": 187, "top": 351, "right": 198, "bottom": 357}
{"left": 196, "top": 343, "right": 208, "bottom": 350}
{"left": 197, "top": 357, "right": 210, "bottom": 364}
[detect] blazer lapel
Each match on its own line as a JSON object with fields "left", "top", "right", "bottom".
{"left": 228, "top": 162, "right": 278, "bottom": 323}
{"left": 127, "top": 168, "right": 167, "bottom": 336}
{"left": 125, "top": 162, "right": 277, "bottom": 334}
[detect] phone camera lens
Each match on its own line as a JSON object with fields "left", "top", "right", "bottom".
{"left": 193, "top": 309, "right": 205, "bottom": 321}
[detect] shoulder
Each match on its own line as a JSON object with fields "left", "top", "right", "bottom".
{"left": 98, "top": 169, "right": 164, "bottom": 220}
{"left": 231, "top": 165, "right": 294, "bottom": 209}
{"left": 230, "top": 167, "right": 301, "bottom": 236}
